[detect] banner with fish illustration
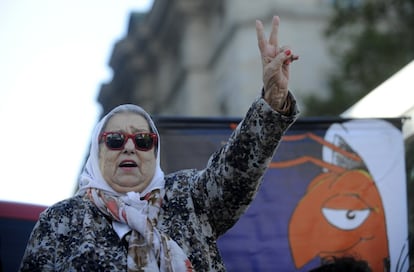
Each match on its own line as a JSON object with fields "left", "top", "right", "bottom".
{"left": 157, "top": 117, "right": 409, "bottom": 272}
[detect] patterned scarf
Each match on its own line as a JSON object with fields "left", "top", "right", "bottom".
{"left": 87, "top": 188, "right": 193, "bottom": 272}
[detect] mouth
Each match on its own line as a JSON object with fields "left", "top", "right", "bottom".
{"left": 119, "top": 160, "right": 138, "bottom": 168}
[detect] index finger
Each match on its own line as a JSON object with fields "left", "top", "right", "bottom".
{"left": 255, "top": 19, "right": 267, "bottom": 53}
{"left": 269, "top": 15, "right": 280, "bottom": 49}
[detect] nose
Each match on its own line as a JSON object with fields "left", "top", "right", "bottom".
{"left": 123, "top": 137, "right": 135, "bottom": 152}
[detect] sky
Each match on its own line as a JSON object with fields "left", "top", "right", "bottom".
{"left": 0, "top": 0, "right": 153, "bottom": 206}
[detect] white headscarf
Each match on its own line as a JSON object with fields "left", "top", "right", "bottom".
{"left": 76, "top": 105, "right": 193, "bottom": 271}
{"left": 77, "top": 104, "right": 165, "bottom": 197}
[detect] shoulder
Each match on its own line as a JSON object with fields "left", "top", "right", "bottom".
{"left": 36, "top": 194, "right": 114, "bottom": 240}
{"left": 164, "top": 169, "right": 200, "bottom": 189}
{"left": 40, "top": 195, "right": 98, "bottom": 224}
{"left": 43, "top": 195, "right": 87, "bottom": 213}
{"left": 163, "top": 169, "right": 205, "bottom": 203}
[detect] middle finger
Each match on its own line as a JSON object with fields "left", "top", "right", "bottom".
{"left": 269, "top": 15, "right": 280, "bottom": 50}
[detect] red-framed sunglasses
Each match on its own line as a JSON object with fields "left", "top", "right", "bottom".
{"left": 99, "top": 132, "right": 158, "bottom": 151}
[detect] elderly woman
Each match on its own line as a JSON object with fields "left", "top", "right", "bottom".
{"left": 20, "top": 15, "right": 299, "bottom": 271}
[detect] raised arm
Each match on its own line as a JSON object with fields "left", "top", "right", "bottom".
{"left": 194, "top": 16, "right": 299, "bottom": 236}
{"left": 199, "top": 95, "right": 298, "bottom": 236}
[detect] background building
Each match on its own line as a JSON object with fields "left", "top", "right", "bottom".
{"left": 98, "top": 0, "right": 334, "bottom": 117}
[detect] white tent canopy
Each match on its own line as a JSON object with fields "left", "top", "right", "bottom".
{"left": 341, "top": 60, "right": 414, "bottom": 139}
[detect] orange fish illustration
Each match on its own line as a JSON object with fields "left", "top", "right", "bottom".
{"left": 270, "top": 132, "right": 389, "bottom": 272}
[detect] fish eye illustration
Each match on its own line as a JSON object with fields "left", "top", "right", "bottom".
{"left": 321, "top": 207, "right": 370, "bottom": 230}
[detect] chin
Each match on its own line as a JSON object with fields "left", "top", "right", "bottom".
{"left": 109, "top": 181, "right": 139, "bottom": 193}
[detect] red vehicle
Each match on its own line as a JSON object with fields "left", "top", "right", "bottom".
{"left": 0, "top": 200, "right": 47, "bottom": 271}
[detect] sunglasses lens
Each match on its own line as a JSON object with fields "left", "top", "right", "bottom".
{"left": 101, "top": 132, "right": 155, "bottom": 151}
{"left": 135, "top": 134, "right": 154, "bottom": 150}
{"left": 106, "top": 133, "right": 125, "bottom": 149}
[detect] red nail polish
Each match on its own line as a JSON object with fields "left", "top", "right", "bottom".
{"left": 285, "top": 50, "right": 291, "bottom": 56}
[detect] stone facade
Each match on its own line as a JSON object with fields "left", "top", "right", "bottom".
{"left": 98, "top": 0, "right": 335, "bottom": 117}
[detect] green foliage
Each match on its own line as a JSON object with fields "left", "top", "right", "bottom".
{"left": 303, "top": 0, "right": 414, "bottom": 117}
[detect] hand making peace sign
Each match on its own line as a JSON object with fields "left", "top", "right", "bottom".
{"left": 256, "top": 15, "right": 298, "bottom": 112}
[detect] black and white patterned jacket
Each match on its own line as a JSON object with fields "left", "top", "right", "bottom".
{"left": 19, "top": 95, "right": 298, "bottom": 271}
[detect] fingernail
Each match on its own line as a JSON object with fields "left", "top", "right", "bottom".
{"left": 285, "top": 50, "right": 291, "bottom": 56}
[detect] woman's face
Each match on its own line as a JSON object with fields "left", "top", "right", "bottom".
{"left": 99, "top": 112, "right": 156, "bottom": 193}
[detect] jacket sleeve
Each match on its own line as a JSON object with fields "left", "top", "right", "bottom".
{"left": 193, "top": 92, "right": 299, "bottom": 237}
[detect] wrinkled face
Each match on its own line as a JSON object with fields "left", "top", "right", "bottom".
{"left": 99, "top": 112, "right": 157, "bottom": 193}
